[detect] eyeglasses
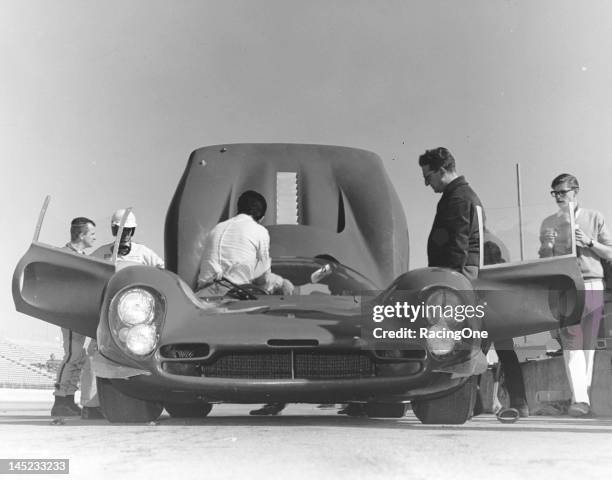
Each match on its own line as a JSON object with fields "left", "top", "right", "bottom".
{"left": 550, "top": 189, "right": 575, "bottom": 198}
{"left": 423, "top": 170, "right": 439, "bottom": 184}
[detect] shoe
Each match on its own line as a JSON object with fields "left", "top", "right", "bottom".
{"left": 513, "top": 403, "right": 530, "bottom": 418}
{"left": 337, "top": 403, "right": 367, "bottom": 417}
{"left": 249, "top": 403, "right": 285, "bottom": 416}
{"left": 568, "top": 402, "right": 590, "bottom": 417}
{"left": 81, "top": 406, "right": 105, "bottom": 420}
{"left": 51, "top": 396, "right": 81, "bottom": 417}
{"left": 496, "top": 407, "right": 520, "bottom": 424}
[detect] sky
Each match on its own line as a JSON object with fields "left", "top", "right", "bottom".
{"left": 2, "top": 0, "right": 612, "bottom": 342}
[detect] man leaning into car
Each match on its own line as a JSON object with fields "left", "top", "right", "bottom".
{"left": 195, "top": 190, "right": 294, "bottom": 298}
{"left": 419, "top": 147, "right": 483, "bottom": 280}
{"left": 195, "top": 190, "right": 294, "bottom": 416}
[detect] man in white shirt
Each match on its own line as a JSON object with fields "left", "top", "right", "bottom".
{"left": 196, "top": 190, "right": 293, "bottom": 297}
{"left": 196, "top": 190, "right": 294, "bottom": 417}
{"left": 92, "top": 209, "right": 164, "bottom": 268}
{"left": 83, "top": 209, "right": 164, "bottom": 419}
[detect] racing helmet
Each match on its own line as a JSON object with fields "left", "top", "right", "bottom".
{"left": 111, "top": 209, "right": 137, "bottom": 228}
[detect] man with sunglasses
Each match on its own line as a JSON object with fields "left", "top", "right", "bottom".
{"left": 92, "top": 209, "right": 164, "bottom": 267}
{"left": 419, "top": 147, "right": 482, "bottom": 281}
{"left": 85, "top": 209, "right": 164, "bottom": 419}
{"left": 539, "top": 174, "right": 612, "bottom": 417}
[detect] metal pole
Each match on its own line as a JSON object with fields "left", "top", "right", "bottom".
{"left": 516, "top": 164, "right": 525, "bottom": 261}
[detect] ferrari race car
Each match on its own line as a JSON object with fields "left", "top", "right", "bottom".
{"left": 13, "top": 144, "right": 585, "bottom": 424}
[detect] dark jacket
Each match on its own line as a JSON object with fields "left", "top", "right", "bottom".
{"left": 427, "top": 176, "right": 483, "bottom": 270}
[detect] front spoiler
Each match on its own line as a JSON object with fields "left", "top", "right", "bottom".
{"left": 93, "top": 349, "right": 485, "bottom": 404}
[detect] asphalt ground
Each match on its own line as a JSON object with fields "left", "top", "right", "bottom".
{"left": 1, "top": 391, "right": 611, "bottom": 480}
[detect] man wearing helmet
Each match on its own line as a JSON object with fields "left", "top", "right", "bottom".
{"left": 82, "top": 209, "right": 164, "bottom": 418}
{"left": 91, "top": 209, "right": 164, "bottom": 267}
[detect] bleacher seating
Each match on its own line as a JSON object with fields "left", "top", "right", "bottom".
{"left": 0, "top": 337, "right": 64, "bottom": 389}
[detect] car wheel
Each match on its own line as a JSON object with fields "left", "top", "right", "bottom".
{"left": 164, "top": 402, "right": 213, "bottom": 418}
{"left": 97, "top": 377, "right": 163, "bottom": 423}
{"left": 365, "top": 403, "right": 407, "bottom": 418}
{"left": 411, "top": 376, "right": 477, "bottom": 425}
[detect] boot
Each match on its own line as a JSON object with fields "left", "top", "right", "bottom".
{"left": 51, "top": 395, "right": 81, "bottom": 417}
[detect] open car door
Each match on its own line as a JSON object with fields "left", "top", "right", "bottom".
{"left": 474, "top": 203, "right": 585, "bottom": 341}
{"left": 12, "top": 198, "right": 127, "bottom": 338}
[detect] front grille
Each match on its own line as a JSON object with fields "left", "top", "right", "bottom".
{"left": 160, "top": 343, "right": 210, "bottom": 359}
{"left": 163, "top": 350, "right": 376, "bottom": 380}
{"left": 202, "top": 352, "right": 291, "bottom": 379}
{"left": 294, "top": 352, "right": 374, "bottom": 379}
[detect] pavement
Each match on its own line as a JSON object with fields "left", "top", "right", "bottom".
{"left": 1, "top": 389, "right": 612, "bottom": 480}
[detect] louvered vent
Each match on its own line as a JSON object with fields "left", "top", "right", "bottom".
{"left": 276, "top": 172, "right": 299, "bottom": 225}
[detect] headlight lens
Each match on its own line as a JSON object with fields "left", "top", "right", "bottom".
{"left": 125, "top": 324, "right": 157, "bottom": 356}
{"left": 426, "top": 324, "right": 456, "bottom": 356}
{"left": 423, "top": 288, "right": 463, "bottom": 326}
{"left": 422, "top": 287, "right": 464, "bottom": 357}
{"left": 110, "top": 286, "right": 165, "bottom": 357}
{"left": 117, "top": 288, "right": 155, "bottom": 326}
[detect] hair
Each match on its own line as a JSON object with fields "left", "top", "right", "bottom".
{"left": 483, "top": 240, "right": 505, "bottom": 265}
{"left": 70, "top": 217, "right": 95, "bottom": 242}
{"left": 418, "top": 147, "right": 456, "bottom": 172}
{"left": 551, "top": 173, "right": 579, "bottom": 190}
{"left": 237, "top": 190, "right": 267, "bottom": 221}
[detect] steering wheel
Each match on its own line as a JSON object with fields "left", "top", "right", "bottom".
{"left": 216, "top": 278, "right": 268, "bottom": 300}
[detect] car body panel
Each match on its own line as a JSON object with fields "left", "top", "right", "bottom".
{"left": 12, "top": 242, "right": 115, "bottom": 338}
{"left": 474, "top": 256, "right": 585, "bottom": 340}
{"left": 164, "top": 144, "right": 409, "bottom": 289}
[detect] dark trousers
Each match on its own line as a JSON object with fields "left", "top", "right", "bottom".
{"left": 496, "top": 346, "right": 527, "bottom": 407}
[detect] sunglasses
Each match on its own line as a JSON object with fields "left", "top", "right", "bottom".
{"left": 550, "top": 189, "right": 575, "bottom": 198}
{"left": 423, "top": 169, "right": 440, "bottom": 183}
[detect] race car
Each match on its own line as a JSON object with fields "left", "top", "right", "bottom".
{"left": 13, "top": 143, "right": 585, "bottom": 424}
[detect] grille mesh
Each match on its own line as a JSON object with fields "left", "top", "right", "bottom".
{"left": 197, "top": 351, "right": 375, "bottom": 379}
{"left": 202, "top": 352, "right": 291, "bottom": 379}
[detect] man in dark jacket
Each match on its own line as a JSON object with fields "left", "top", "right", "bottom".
{"left": 419, "top": 147, "right": 482, "bottom": 281}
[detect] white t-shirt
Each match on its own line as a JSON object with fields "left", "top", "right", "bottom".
{"left": 197, "top": 214, "right": 282, "bottom": 291}
{"left": 91, "top": 241, "right": 164, "bottom": 268}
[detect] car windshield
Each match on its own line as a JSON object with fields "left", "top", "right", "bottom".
{"left": 482, "top": 202, "right": 578, "bottom": 267}
{"left": 271, "top": 257, "right": 378, "bottom": 295}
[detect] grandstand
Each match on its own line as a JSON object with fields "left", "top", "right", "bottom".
{"left": 0, "top": 337, "right": 64, "bottom": 389}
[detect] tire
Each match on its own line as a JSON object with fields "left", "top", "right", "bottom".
{"left": 165, "top": 402, "right": 213, "bottom": 418}
{"left": 97, "top": 377, "right": 163, "bottom": 423}
{"left": 411, "top": 376, "right": 477, "bottom": 425}
{"left": 365, "top": 403, "right": 407, "bottom": 418}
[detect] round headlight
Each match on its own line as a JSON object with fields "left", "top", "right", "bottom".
{"left": 125, "top": 324, "right": 157, "bottom": 356}
{"left": 426, "top": 324, "right": 456, "bottom": 356}
{"left": 423, "top": 288, "right": 463, "bottom": 325}
{"left": 118, "top": 327, "right": 129, "bottom": 343}
{"left": 117, "top": 288, "right": 155, "bottom": 326}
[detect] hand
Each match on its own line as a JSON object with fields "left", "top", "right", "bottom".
{"left": 539, "top": 228, "right": 556, "bottom": 257}
{"left": 542, "top": 228, "right": 557, "bottom": 243}
{"left": 574, "top": 227, "right": 592, "bottom": 248}
{"left": 280, "top": 279, "right": 295, "bottom": 296}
